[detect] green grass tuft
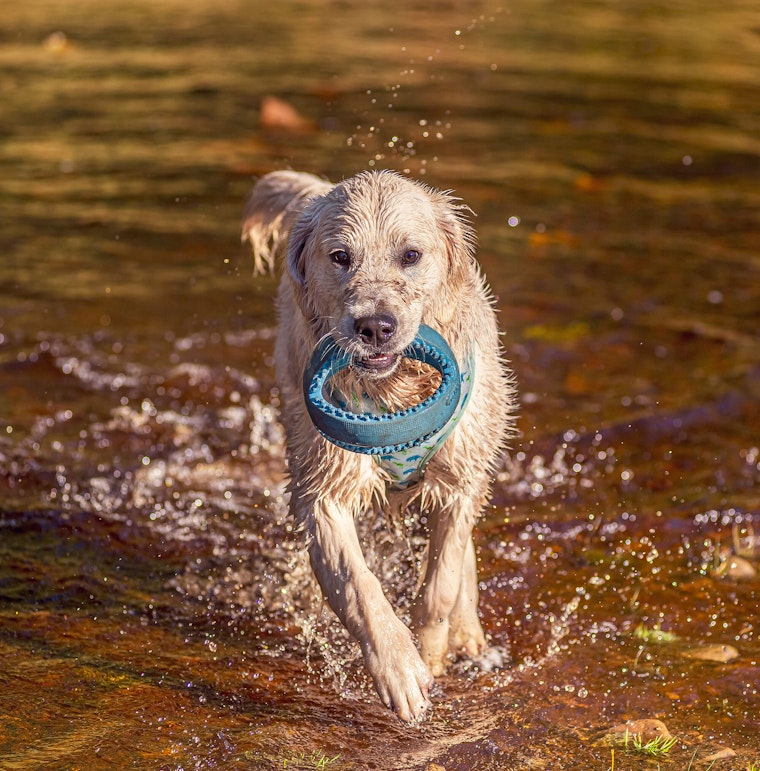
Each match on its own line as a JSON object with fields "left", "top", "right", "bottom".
{"left": 633, "top": 623, "right": 679, "bottom": 644}
{"left": 281, "top": 751, "right": 341, "bottom": 769}
{"left": 243, "top": 750, "right": 342, "bottom": 769}
{"left": 624, "top": 729, "right": 678, "bottom": 757}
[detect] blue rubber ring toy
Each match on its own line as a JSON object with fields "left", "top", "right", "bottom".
{"left": 303, "top": 324, "right": 462, "bottom": 455}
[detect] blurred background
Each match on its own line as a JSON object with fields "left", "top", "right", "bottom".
{"left": 1, "top": 1, "right": 759, "bottom": 768}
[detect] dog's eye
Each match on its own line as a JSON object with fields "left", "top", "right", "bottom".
{"left": 329, "top": 249, "right": 350, "bottom": 267}
{"left": 401, "top": 249, "right": 421, "bottom": 267}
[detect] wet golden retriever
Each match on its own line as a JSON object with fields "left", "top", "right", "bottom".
{"left": 242, "top": 170, "right": 516, "bottom": 721}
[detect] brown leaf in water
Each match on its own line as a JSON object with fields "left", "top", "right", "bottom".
{"left": 43, "top": 31, "right": 71, "bottom": 53}
{"left": 574, "top": 173, "right": 609, "bottom": 192}
{"left": 260, "top": 95, "right": 316, "bottom": 133}
{"left": 527, "top": 229, "right": 581, "bottom": 248}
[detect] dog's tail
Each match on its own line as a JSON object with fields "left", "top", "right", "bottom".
{"left": 241, "top": 171, "right": 333, "bottom": 275}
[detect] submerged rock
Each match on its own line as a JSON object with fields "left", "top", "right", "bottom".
{"left": 723, "top": 555, "right": 757, "bottom": 581}
{"left": 712, "top": 550, "right": 757, "bottom": 581}
{"left": 702, "top": 747, "right": 737, "bottom": 763}
{"left": 681, "top": 644, "right": 740, "bottom": 663}
{"left": 592, "top": 718, "right": 672, "bottom": 747}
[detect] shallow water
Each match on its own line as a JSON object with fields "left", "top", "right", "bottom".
{"left": 1, "top": 0, "right": 759, "bottom": 768}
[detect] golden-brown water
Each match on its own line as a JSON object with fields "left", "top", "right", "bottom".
{"left": 1, "top": 0, "right": 759, "bottom": 768}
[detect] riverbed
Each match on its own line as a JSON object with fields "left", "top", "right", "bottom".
{"left": 1, "top": 1, "right": 759, "bottom": 768}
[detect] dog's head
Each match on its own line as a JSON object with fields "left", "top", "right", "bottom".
{"left": 286, "top": 170, "right": 475, "bottom": 379}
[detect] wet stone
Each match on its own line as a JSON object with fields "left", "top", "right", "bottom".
{"left": 593, "top": 718, "right": 672, "bottom": 747}
{"left": 722, "top": 555, "right": 757, "bottom": 581}
{"left": 702, "top": 747, "right": 738, "bottom": 763}
{"left": 681, "top": 644, "right": 740, "bottom": 663}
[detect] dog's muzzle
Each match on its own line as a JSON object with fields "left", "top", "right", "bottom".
{"left": 353, "top": 315, "right": 400, "bottom": 375}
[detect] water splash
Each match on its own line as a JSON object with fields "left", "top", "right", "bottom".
{"left": 347, "top": 8, "right": 506, "bottom": 174}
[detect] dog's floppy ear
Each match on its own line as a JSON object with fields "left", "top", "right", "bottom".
{"left": 285, "top": 191, "right": 337, "bottom": 286}
{"left": 284, "top": 199, "right": 329, "bottom": 321}
{"left": 431, "top": 189, "right": 477, "bottom": 287}
{"left": 285, "top": 199, "right": 322, "bottom": 286}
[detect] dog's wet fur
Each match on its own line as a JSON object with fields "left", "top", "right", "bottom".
{"left": 242, "top": 170, "right": 516, "bottom": 720}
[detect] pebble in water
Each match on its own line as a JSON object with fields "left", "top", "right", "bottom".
{"left": 593, "top": 718, "right": 672, "bottom": 747}
{"left": 681, "top": 644, "right": 740, "bottom": 664}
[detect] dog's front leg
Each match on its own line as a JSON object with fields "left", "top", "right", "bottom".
{"left": 411, "top": 496, "right": 482, "bottom": 675}
{"left": 307, "top": 499, "right": 434, "bottom": 721}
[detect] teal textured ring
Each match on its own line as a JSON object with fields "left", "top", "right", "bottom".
{"left": 303, "top": 324, "right": 461, "bottom": 454}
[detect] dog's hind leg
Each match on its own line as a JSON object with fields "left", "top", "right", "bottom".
{"left": 410, "top": 494, "right": 482, "bottom": 676}
{"left": 447, "top": 535, "right": 487, "bottom": 657}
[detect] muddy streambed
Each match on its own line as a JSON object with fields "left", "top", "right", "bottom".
{"left": 1, "top": 0, "right": 759, "bottom": 768}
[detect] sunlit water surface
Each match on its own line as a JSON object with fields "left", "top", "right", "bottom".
{"left": 1, "top": 0, "right": 759, "bottom": 768}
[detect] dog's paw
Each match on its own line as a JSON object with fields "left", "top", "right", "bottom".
{"left": 448, "top": 620, "right": 487, "bottom": 659}
{"left": 363, "top": 621, "right": 434, "bottom": 722}
{"left": 415, "top": 620, "right": 451, "bottom": 678}
{"left": 452, "top": 644, "right": 511, "bottom": 676}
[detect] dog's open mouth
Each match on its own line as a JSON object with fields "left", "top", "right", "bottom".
{"left": 355, "top": 352, "right": 400, "bottom": 375}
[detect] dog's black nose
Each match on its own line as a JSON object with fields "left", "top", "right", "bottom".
{"left": 355, "top": 315, "right": 396, "bottom": 346}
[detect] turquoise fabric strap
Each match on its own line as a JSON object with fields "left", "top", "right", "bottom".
{"left": 374, "top": 356, "right": 474, "bottom": 489}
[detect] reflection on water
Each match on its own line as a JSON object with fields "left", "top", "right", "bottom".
{"left": 1, "top": 0, "right": 759, "bottom": 768}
